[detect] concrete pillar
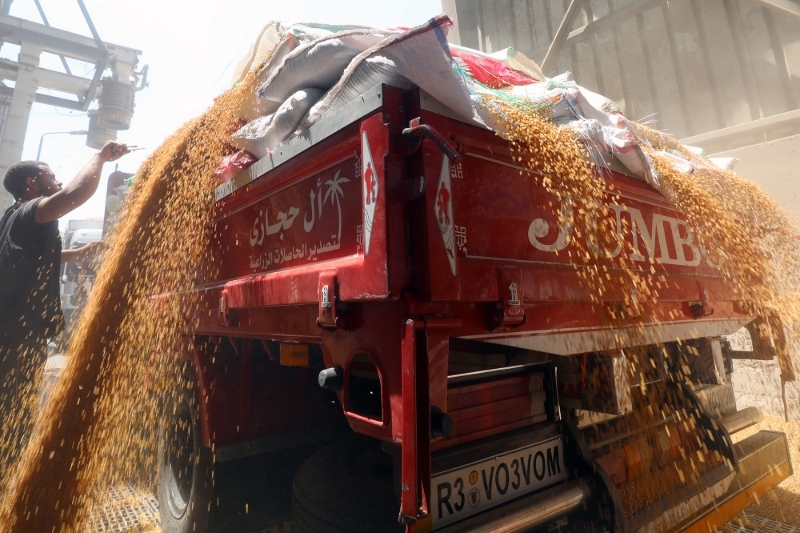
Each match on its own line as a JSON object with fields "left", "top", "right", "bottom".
{"left": 0, "top": 41, "right": 41, "bottom": 209}
{"left": 442, "top": 0, "right": 482, "bottom": 50}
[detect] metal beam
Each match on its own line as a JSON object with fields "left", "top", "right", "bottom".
{"left": 0, "top": 14, "right": 139, "bottom": 64}
{"left": 583, "top": 1, "right": 606, "bottom": 95}
{"left": 762, "top": 6, "right": 799, "bottom": 109}
{"left": 690, "top": 0, "right": 726, "bottom": 130}
{"left": 0, "top": 14, "right": 139, "bottom": 110}
{"left": 564, "top": 4, "right": 582, "bottom": 82}
{"left": 661, "top": 2, "right": 694, "bottom": 136}
{"left": 32, "top": 0, "right": 73, "bottom": 76}
{"left": 33, "top": 92, "right": 83, "bottom": 110}
{"left": 75, "top": 0, "right": 106, "bottom": 53}
{"left": 749, "top": 0, "right": 800, "bottom": 20}
{"left": 74, "top": 0, "right": 111, "bottom": 113}
{"left": 0, "top": 83, "right": 84, "bottom": 110}
{"left": 635, "top": 12, "right": 664, "bottom": 124}
{"left": 541, "top": 0, "right": 588, "bottom": 75}
{"left": 0, "top": 59, "right": 92, "bottom": 96}
{"left": 533, "top": 0, "right": 668, "bottom": 60}
{"left": 0, "top": 20, "right": 102, "bottom": 61}
{"left": 608, "top": 0, "right": 633, "bottom": 115}
{"left": 723, "top": 0, "right": 763, "bottom": 121}
{"left": 680, "top": 108, "right": 800, "bottom": 152}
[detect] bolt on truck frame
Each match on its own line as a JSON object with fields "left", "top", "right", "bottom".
{"left": 157, "top": 84, "right": 794, "bottom": 533}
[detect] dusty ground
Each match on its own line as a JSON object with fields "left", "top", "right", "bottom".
{"left": 732, "top": 359, "right": 800, "bottom": 526}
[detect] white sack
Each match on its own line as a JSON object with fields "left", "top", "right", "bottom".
{"left": 709, "top": 157, "right": 737, "bottom": 171}
{"left": 233, "top": 26, "right": 302, "bottom": 122}
{"left": 297, "top": 56, "right": 413, "bottom": 131}
{"left": 303, "top": 15, "right": 485, "bottom": 129}
{"left": 449, "top": 44, "right": 545, "bottom": 83}
{"left": 492, "top": 48, "right": 545, "bottom": 83}
{"left": 231, "top": 87, "right": 325, "bottom": 158}
{"left": 257, "top": 31, "right": 389, "bottom": 116}
{"left": 481, "top": 74, "right": 661, "bottom": 187}
{"left": 564, "top": 118, "right": 656, "bottom": 187}
{"left": 654, "top": 150, "right": 695, "bottom": 174}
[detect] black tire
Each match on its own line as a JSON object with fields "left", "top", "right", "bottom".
{"left": 292, "top": 435, "right": 404, "bottom": 533}
{"left": 157, "top": 359, "right": 213, "bottom": 533}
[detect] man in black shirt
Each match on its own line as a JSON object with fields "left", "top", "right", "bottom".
{"left": 0, "top": 140, "right": 129, "bottom": 458}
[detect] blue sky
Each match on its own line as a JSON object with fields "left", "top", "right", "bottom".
{"left": 4, "top": 0, "right": 442, "bottom": 228}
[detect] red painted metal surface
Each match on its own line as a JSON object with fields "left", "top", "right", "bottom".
{"left": 180, "top": 86, "right": 758, "bottom": 528}
{"left": 218, "top": 156, "right": 361, "bottom": 280}
{"left": 401, "top": 319, "right": 421, "bottom": 529}
{"left": 409, "top": 102, "right": 731, "bottom": 309}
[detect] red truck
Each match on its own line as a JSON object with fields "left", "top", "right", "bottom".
{"left": 156, "top": 84, "right": 793, "bottom": 533}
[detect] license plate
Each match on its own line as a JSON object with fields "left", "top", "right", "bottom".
{"left": 432, "top": 436, "right": 566, "bottom": 529}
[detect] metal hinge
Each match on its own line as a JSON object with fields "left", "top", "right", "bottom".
{"left": 488, "top": 267, "right": 526, "bottom": 330}
{"left": 689, "top": 283, "right": 714, "bottom": 319}
{"left": 218, "top": 289, "right": 239, "bottom": 327}
{"left": 317, "top": 271, "right": 349, "bottom": 330}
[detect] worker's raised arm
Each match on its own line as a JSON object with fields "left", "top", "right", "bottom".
{"left": 60, "top": 241, "right": 104, "bottom": 263}
{"left": 34, "top": 141, "right": 129, "bottom": 224}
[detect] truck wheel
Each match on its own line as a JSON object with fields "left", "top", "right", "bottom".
{"left": 157, "top": 360, "right": 213, "bottom": 533}
{"left": 292, "top": 435, "right": 404, "bottom": 533}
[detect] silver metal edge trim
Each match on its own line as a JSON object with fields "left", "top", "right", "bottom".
{"left": 419, "top": 89, "right": 470, "bottom": 123}
{"left": 214, "top": 83, "right": 386, "bottom": 201}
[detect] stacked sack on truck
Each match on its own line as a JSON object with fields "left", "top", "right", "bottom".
{"left": 228, "top": 16, "right": 484, "bottom": 161}
{"left": 222, "top": 15, "right": 714, "bottom": 190}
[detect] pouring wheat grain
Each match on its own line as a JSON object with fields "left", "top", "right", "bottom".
{"left": 0, "top": 63, "right": 263, "bottom": 533}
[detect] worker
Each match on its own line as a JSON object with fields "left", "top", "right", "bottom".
{"left": 0, "top": 141, "right": 129, "bottom": 463}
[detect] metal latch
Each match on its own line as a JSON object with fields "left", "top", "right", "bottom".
{"left": 488, "top": 267, "right": 526, "bottom": 330}
{"left": 606, "top": 287, "right": 642, "bottom": 320}
{"left": 218, "top": 289, "right": 239, "bottom": 327}
{"left": 689, "top": 283, "right": 713, "bottom": 319}
{"left": 317, "top": 270, "right": 348, "bottom": 330}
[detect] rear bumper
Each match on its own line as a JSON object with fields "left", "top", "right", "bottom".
{"left": 426, "top": 430, "right": 790, "bottom": 533}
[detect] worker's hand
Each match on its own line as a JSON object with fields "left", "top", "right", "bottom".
{"left": 98, "top": 141, "right": 130, "bottom": 162}
{"left": 79, "top": 241, "right": 105, "bottom": 257}
{"left": 60, "top": 241, "right": 104, "bottom": 264}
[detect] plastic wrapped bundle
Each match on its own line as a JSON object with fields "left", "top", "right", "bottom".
{"left": 450, "top": 47, "right": 539, "bottom": 88}
{"left": 231, "top": 87, "right": 325, "bottom": 158}
{"left": 214, "top": 150, "right": 257, "bottom": 183}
